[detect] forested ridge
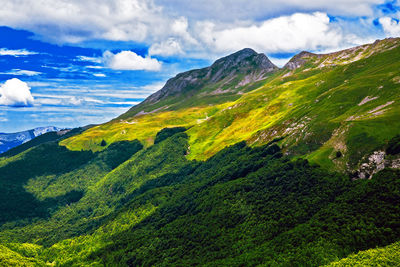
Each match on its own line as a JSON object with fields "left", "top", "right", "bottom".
{"left": 0, "top": 130, "right": 399, "bottom": 266}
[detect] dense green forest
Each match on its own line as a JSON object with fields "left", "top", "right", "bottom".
{"left": 0, "top": 129, "right": 399, "bottom": 266}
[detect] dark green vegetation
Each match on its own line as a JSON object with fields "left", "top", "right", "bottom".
{"left": 0, "top": 138, "right": 143, "bottom": 245}
{"left": 85, "top": 141, "right": 400, "bottom": 266}
{"left": 387, "top": 134, "right": 400, "bottom": 155}
{"left": 0, "top": 132, "right": 61, "bottom": 158}
{"left": 0, "top": 131, "right": 399, "bottom": 266}
{"left": 1, "top": 40, "right": 400, "bottom": 265}
{"left": 0, "top": 143, "right": 93, "bottom": 223}
{"left": 154, "top": 126, "right": 186, "bottom": 144}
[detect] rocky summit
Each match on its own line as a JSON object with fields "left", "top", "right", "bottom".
{"left": 122, "top": 48, "right": 278, "bottom": 118}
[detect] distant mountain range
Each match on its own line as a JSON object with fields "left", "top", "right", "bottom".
{"left": 0, "top": 126, "right": 61, "bottom": 154}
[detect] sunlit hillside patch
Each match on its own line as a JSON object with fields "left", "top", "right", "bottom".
{"left": 326, "top": 241, "right": 400, "bottom": 266}
{"left": 59, "top": 104, "right": 228, "bottom": 152}
{"left": 0, "top": 243, "right": 45, "bottom": 266}
{"left": 60, "top": 39, "right": 400, "bottom": 174}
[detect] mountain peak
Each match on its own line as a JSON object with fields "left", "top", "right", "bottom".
{"left": 238, "top": 47, "right": 257, "bottom": 53}
{"left": 284, "top": 51, "right": 317, "bottom": 70}
{"left": 211, "top": 48, "right": 275, "bottom": 71}
{"left": 130, "top": 48, "right": 278, "bottom": 114}
{"left": 215, "top": 48, "right": 258, "bottom": 63}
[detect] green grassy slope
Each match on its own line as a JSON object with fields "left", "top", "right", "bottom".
{"left": 326, "top": 241, "right": 400, "bottom": 266}
{"left": 61, "top": 38, "right": 400, "bottom": 176}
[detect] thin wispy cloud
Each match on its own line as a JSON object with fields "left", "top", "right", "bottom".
{"left": 0, "top": 48, "right": 38, "bottom": 57}
{"left": 86, "top": 65, "right": 104, "bottom": 69}
{"left": 92, "top": 73, "right": 106, "bottom": 77}
{"left": 76, "top": 55, "right": 103, "bottom": 63}
{"left": 0, "top": 69, "right": 42, "bottom": 76}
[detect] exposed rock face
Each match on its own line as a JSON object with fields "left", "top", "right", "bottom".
{"left": 358, "top": 151, "right": 386, "bottom": 179}
{"left": 143, "top": 48, "right": 278, "bottom": 104}
{"left": 357, "top": 150, "right": 400, "bottom": 179}
{"left": 358, "top": 96, "right": 378, "bottom": 106}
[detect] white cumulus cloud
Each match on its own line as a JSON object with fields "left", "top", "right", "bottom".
{"left": 0, "top": 0, "right": 167, "bottom": 44}
{"left": 0, "top": 0, "right": 379, "bottom": 49}
{"left": 0, "top": 78, "right": 34, "bottom": 107}
{"left": 103, "top": 50, "right": 162, "bottom": 71}
{"left": 196, "top": 12, "right": 343, "bottom": 54}
{"left": 379, "top": 17, "right": 400, "bottom": 37}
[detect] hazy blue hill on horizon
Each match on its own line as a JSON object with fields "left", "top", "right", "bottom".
{"left": 0, "top": 126, "right": 61, "bottom": 154}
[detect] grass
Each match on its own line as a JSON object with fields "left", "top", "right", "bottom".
{"left": 326, "top": 241, "right": 400, "bottom": 266}
{"left": 61, "top": 38, "right": 400, "bottom": 173}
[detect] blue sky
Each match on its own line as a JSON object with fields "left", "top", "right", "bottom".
{"left": 0, "top": 0, "right": 399, "bottom": 132}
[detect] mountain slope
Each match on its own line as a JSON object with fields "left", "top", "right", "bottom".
{"left": 119, "top": 48, "right": 278, "bottom": 119}
{"left": 62, "top": 38, "right": 400, "bottom": 177}
{"left": 1, "top": 132, "right": 399, "bottom": 266}
{"left": 284, "top": 38, "right": 400, "bottom": 71}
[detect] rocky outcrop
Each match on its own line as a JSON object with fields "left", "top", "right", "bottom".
{"left": 356, "top": 150, "right": 400, "bottom": 179}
